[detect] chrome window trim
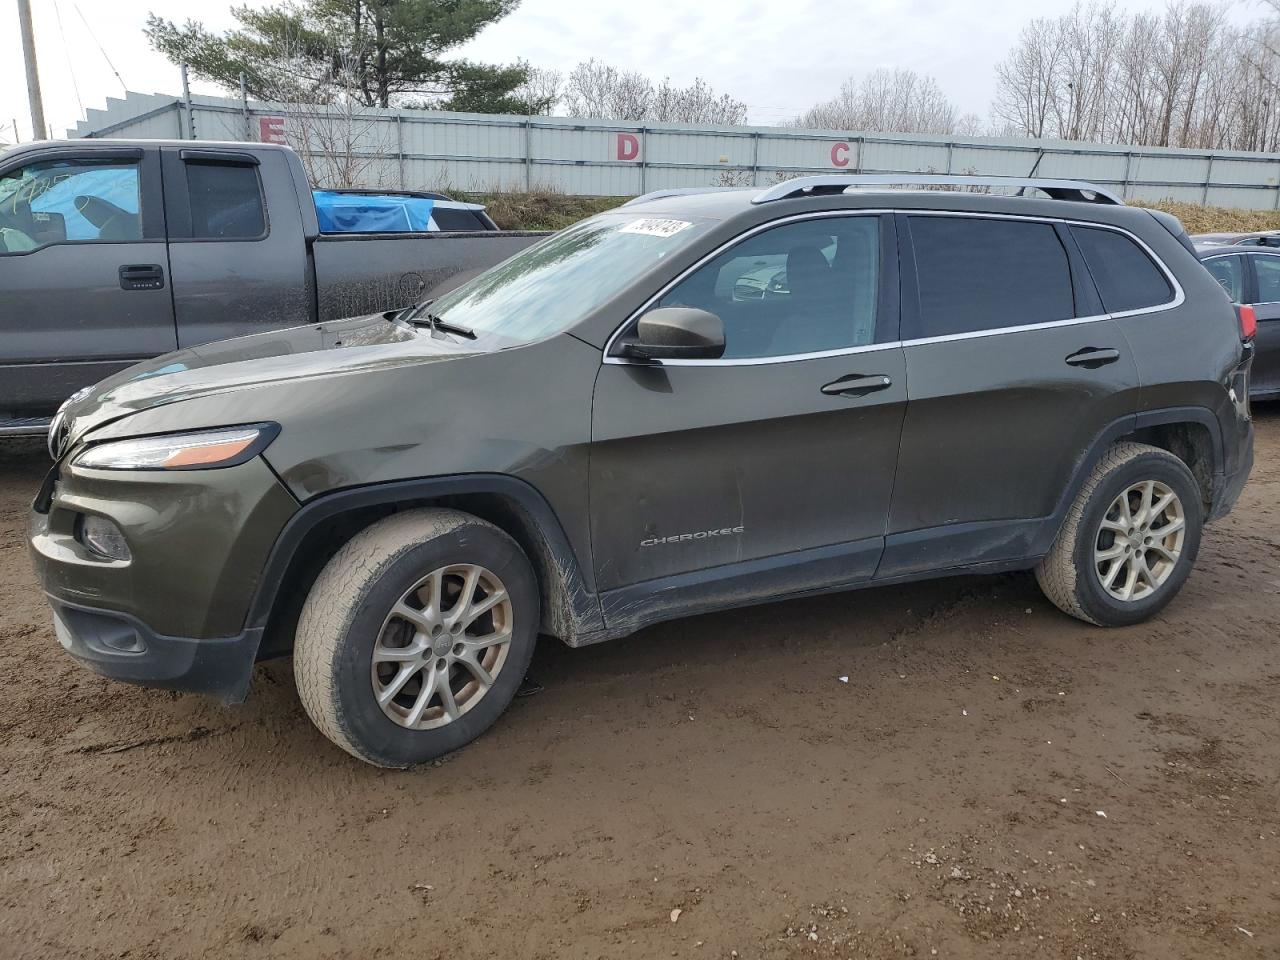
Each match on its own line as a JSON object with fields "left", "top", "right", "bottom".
{"left": 900, "top": 312, "right": 1112, "bottom": 347}
{"left": 628, "top": 340, "right": 902, "bottom": 368}
{"left": 602, "top": 209, "right": 1184, "bottom": 368}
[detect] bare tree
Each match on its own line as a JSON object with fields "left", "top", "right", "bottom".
{"left": 269, "top": 38, "right": 394, "bottom": 188}
{"left": 557, "top": 59, "right": 746, "bottom": 124}
{"left": 652, "top": 77, "right": 747, "bottom": 125}
{"left": 955, "top": 113, "right": 987, "bottom": 137}
{"left": 515, "top": 67, "right": 564, "bottom": 116}
{"left": 562, "top": 59, "right": 654, "bottom": 121}
{"left": 993, "top": 15, "right": 1067, "bottom": 138}
{"left": 792, "top": 69, "right": 959, "bottom": 134}
{"left": 992, "top": 1, "right": 1280, "bottom": 151}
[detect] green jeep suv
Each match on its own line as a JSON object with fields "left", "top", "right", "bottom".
{"left": 30, "top": 176, "right": 1255, "bottom": 767}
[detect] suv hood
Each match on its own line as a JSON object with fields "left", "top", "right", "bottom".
{"left": 56, "top": 313, "right": 476, "bottom": 450}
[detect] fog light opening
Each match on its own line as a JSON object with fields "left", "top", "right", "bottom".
{"left": 78, "top": 515, "right": 132, "bottom": 562}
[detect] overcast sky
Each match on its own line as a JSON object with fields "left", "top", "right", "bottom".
{"left": 0, "top": 0, "right": 1261, "bottom": 142}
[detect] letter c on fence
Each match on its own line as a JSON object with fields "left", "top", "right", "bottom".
{"left": 831, "top": 142, "right": 850, "bottom": 168}
{"left": 617, "top": 133, "right": 640, "bottom": 161}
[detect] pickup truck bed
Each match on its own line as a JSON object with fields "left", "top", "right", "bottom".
{"left": 0, "top": 139, "right": 547, "bottom": 431}
{"left": 312, "top": 231, "right": 544, "bottom": 322}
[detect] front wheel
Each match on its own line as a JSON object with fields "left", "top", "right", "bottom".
{"left": 1036, "top": 442, "right": 1203, "bottom": 627}
{"left": 293, "top": 508, "right": 538, "bottom": 768}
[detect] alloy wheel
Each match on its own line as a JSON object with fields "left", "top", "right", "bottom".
{"left": 370, "top": 563, "right": 513, "bottom": 730}
{"left": 1093, "top": 480, "right": 1186, "bottom": 603}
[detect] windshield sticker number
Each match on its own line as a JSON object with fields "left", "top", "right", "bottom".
{"left": 621, "top": 218, "right": 694, "bottom": 238}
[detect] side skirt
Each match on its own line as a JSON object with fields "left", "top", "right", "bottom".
{"left": 587, "top": 534, "right": 1038, "bottom": 646}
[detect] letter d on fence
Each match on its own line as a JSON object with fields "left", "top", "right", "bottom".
{"left": 617, "top": 133, "right": 640, "bottom": 161}
{"left": 831, "top": 142, "right": 850, "bottom": 168}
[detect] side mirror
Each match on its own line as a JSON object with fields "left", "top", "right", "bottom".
{"left": 619, "top": 307, "right": 725, "bottom": 361}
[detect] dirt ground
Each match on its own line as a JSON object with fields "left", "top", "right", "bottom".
{"left": 1, "top": 409, "right": 1277, "bottom": 960}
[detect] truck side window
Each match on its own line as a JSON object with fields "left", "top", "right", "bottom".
{"left": 428, "top": 207, "right": 487, "bottom": 231}
{"left": 185, "top": 162, "right": 266, "bottom": 240}
{"left": 0, "top": 159, "right": 141, "bottom": 253}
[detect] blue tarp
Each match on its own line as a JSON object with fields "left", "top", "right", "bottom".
{"left": 313, "top": 190, "right": 435, "bottom": 233}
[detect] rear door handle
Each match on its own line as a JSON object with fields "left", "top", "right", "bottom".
{"left": 821, "top": 373, "right": 893, "bottom": 397}
{"left": 119, "top": 264, "right": 165, "bottom": 291}
{"left": 1065, "top": 346, "right": 1120, "bottom": 368}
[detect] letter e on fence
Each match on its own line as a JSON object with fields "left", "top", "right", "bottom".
{"left": 617, "top": 133, "right": 640, "bottom": 161}
{"left": 259, "top": 116, "right": 286, "bottom": 144}
{"left": 831, "top": 142, "right": 850, "bottom": 168}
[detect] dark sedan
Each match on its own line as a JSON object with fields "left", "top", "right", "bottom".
{"left": 1197, "top": 243, "right": 1280, "bottom": 398}
{"left": 1192, "top": 230, "right": 1280, "bottom": 247}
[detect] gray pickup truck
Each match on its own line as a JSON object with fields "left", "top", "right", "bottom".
{"left": 0, "top": 139, "right": 545, "bottom": 433}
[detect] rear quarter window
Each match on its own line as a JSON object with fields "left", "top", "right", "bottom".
{"left": 430, "top": 208, "right": 488, "bottom": 231}
{"left": 906, "top": 215, "right": 1075, "bottom": 338}
{"left": 1072, "top": 226, "right": 1173, "bottom": 313}
{"left": 185, "top": 162, "right": 266, "bottom": 239}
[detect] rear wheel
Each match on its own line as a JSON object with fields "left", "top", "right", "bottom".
{"left": 293, "top": 508, "right": 538, "bottom": 768}
{"left": 1036, "top": 442, "right": 1202, "bottom": 627}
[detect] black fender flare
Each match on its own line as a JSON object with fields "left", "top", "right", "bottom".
{"left": 242, "top": 473, "right": 606, "bottom": 646}
{"left": 1031, "top": 405, "right": 1224, "bottom": 557}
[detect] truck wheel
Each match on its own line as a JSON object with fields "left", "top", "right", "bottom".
{"left": 1036, "top": 442, "right": 1202, "bottom": 627}
{"left": 293, "top": 508, "right": 538, "bottom": 768}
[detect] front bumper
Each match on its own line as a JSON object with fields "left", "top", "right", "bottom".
{"left": 29, "top": 453, "right": 298, "bottom": 700}
{"left": 50, "top": 597, "right": 261, "bottom": 702}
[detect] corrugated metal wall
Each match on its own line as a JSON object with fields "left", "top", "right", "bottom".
{"left": 69, "top": 91, "right": 1280, "bottom": 210}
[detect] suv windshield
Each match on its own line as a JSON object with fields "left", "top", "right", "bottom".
{"left": 425, "top": 212, "right": 715, "bottom": 342}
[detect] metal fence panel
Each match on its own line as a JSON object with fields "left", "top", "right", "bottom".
{"left": 66, "top": 91, "right": 1280, "bottom": 210}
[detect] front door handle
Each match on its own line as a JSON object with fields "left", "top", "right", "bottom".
{"left": 1065, "top": 346, "right": 1120, "bottom": 369}
{"left": 821, "top": 373, "right": 893, "bottom": 397}
{"left": 119, "top": 264, "right": 165, "bottom": 291}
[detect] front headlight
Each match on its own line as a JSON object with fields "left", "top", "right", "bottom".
{"left": 73, "top": 424, "right": 278, "bottom": 471}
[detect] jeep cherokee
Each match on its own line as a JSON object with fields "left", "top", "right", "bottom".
{"left": 29, "top": 175, "right": 1256, "bottom": 767}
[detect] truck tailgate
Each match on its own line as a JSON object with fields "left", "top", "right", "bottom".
{"left": 312, "top": 231, "right": 548, "bottom": 321}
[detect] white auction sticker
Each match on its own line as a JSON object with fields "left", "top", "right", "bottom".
{"left": 620, "top": 218, "right": 694, "bottom": 238}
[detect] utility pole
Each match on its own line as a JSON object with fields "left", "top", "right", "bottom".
{"left": 17, "top": 0, "right": 47, "bottom": 141}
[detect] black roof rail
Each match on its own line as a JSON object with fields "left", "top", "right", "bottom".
{"left": 752, "top": 174, "right": 1124, "bottom": 206}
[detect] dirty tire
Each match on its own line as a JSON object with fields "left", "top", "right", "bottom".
{"left": 293, "top": 508, "right": 538, "bottom": 768}
{"left": 1036, "top": 442, "right": 1202, "bottom": 627}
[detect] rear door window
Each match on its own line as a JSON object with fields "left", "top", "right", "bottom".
{"left": 1072, "top": 226, "right": 1173, "bottom": 313}
{"left": 1253, "top": 254, "right": 1280, "bottom": 304}
{"left": 905, "top": 215, "right": 1074, "bottom": 338}
{"left": 184, "top": 161, "right": 266, "bottom": 239}
{"left": 1203, "top": 256, "right": 1244, "bottom": 303}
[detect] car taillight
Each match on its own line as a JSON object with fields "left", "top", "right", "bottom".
{"left": 1237, "top": 304, "right": 1257, "bottom": 341}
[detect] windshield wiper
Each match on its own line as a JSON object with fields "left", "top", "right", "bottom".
{"left": 410, "top": 312, "right": 477, "bottom": 340}
{"left": 396, "top": 298, "right": 477, "bottom": 339}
